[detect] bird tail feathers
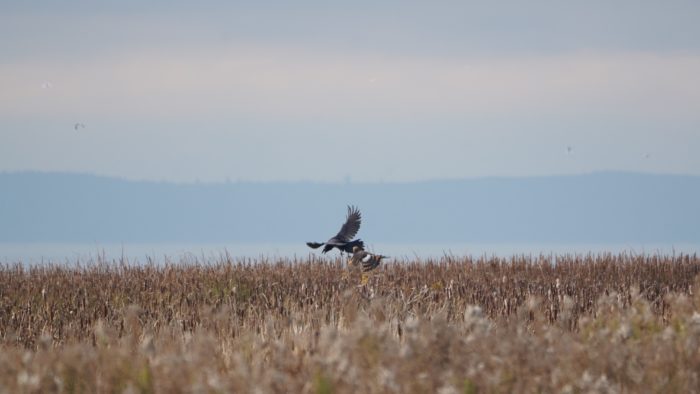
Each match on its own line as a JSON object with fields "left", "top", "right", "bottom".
{"left": 306, "top": 242, "right": 324, "bottom": 249}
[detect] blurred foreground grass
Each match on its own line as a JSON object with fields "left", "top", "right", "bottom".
{"left": 1, "top": 253, "right": 700, "bottom": 393}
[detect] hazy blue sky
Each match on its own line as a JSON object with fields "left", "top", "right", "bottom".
{"left": 2, "top": 1, "right": 699, "bottom": 182}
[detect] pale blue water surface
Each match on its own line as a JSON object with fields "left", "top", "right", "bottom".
{"left": 1, "top": 242, "right": 698, "bottom": 265}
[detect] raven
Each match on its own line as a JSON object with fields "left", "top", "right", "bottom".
{"left": 349, "top": 246, "right": 387, "bottom": 272}
{"left": 307, "top": 205, "right": 364, "bottom": 254}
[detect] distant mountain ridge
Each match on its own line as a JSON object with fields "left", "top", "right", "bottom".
{"left": 1, "top": 171, "right": 698, "bottom": 243}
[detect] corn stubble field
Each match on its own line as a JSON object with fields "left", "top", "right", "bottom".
{"left": 2, "top": 254, "right": 700, "bottom": 393}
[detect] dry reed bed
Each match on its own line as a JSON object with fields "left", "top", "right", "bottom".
{"left": 1, "top": 253, "right": 700, "bottom": 393}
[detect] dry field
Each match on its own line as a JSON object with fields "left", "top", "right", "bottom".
{"left": 2, "top": 253, "right": 700, "bottom": 393}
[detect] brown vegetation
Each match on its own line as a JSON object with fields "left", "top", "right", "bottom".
{"left": 1, "top": 253, "right": 700, "bottom": 393}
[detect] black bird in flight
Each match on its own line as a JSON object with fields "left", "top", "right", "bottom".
{"left": 307, "top": 205, "right": 364, "bottom": 254}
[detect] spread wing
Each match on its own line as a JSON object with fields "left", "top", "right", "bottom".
{"left": 362, "top": 254, "right": 386, "bottom": 272}
{"left": 349, "top": 248, "right": 368, "bottom": 266}
{"left": 334, "top": 205, "right": 361, "bottom": 242}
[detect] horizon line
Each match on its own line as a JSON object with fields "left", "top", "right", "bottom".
{"left": 1, "top": 169, "right": 699, "bottom": 186}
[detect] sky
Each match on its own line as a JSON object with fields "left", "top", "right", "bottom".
{"left": 2, "top": 1, "right": 700, "bottom": 183}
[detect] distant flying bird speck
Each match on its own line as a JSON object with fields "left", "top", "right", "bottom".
{"left": 307, "top": 205, "right": 364, "bottom": 254}
{"left": 74, "top": 123, "right": 86, "bottom": 131}
{"left": 566, "top": 146, "right": 573, "bottom": 154}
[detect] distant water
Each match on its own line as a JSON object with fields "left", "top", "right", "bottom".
{"left": 1, "top": 242, "right": 698, "bottom": 265}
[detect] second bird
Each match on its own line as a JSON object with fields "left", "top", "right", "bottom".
{"left": 349, "top": 246, "right": 387, "bottom": 272}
